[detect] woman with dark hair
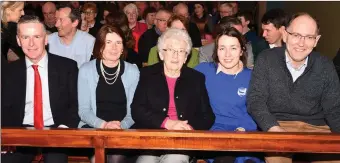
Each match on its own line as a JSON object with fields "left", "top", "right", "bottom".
{"left": 78, "top": 24, "right": 140, "bottom": 163}
{"left": 105, "top": 12, "right": 142, "bottom": 68}
{"left": 1, "top": 2, "right": 25, "bottom": 61}
{"left": 195, "top": 27, "right": 263, "bottom": 163}
{"left": 142, "top": 7, "right": 157, "bottom": 29}
{"left": 190, "top": 2, "right": 214, "bottom": 45}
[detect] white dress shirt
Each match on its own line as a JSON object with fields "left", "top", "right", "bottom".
{"left": 23, "top": 53, "right": 54, "bottom": 126}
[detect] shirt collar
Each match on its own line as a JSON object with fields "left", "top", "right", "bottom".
{"left": 216, "top": 63, "right": 223, "bottom": 74}
{"left": 155, "top": 27, "right": 162, "bottom": 35}
{"left": 269, "top": 44, "right": 277, "bottom": 49}
{"left": 285, "top": 51, "right": 308, "bottom": 71}
{"left": 25, "top": 52, "right": 48, "bottom": 69}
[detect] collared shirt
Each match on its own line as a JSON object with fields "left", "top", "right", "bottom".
{"left": 285, "top": 51, "right": 308, "bottom": 82}
{"left": 23, "top": 53, "right": 54, "bottom": 126}
{"left": 269, "top": 44, "right": 277, "bottom": 49}
{"left": 155, "top": 27, "right": 162, "bottom": 36}
{"left": 216, "top": 62, "right": 243, "bottom": 77}
{"left": 48, "top": 30, "right": 95, "bottom": 68}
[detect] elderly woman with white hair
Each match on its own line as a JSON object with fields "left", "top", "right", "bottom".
{"left": 123, "top": 3, "right": 147, "bottom": 36}
{"left": 131, "top": 28, "right": 215, "bottom": 163}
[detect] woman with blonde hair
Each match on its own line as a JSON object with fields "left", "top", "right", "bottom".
{"left": 1, "top": 2, "right": 25, "bottom": 61}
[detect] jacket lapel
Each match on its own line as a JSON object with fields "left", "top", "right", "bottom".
{"left": 17, "top": 59, "right": 27, "bottom": 122}
{"left": 47, "top": 54, "right": 59, "bottom": 115}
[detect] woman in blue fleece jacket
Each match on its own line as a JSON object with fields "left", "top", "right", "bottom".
{"left": 195, "top": 27, "right": 263, "bottom": 163}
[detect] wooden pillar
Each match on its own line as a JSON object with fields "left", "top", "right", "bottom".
{"left": 92, "top": 136, "right": 105, "bottom": 163}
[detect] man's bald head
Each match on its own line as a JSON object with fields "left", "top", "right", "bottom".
{"left": 173, "top": 3, "right": 189, "bottom": 18}
{"left": 287, "top": 12, "right": 320, "bottom": 35}
{"left": 42, "top": 2, "right": 57, "bottom": 26}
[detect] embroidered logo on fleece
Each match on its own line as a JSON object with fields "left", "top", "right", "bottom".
{"left": 237, "top": 87, "right": 247, "bottom": 97}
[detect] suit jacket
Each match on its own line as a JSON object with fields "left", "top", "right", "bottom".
{"left": 131, "top": 62, "right": 215, "bottom": 130}
{"left": 1, "top": 53, "right": 79, "bottom": 128}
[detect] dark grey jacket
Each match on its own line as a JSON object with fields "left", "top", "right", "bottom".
{"left": 247, "top": 47, "right": 340, "bottom": 132}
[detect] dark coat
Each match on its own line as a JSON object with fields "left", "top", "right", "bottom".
{"left": 1, "top": 53, "right": 80, "bottom": 128}
{"left": 131, "top": 62, "right": 215, "bottom": 130}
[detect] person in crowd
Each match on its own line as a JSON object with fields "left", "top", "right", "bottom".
{"left": 124, "top": 3, "right": 148, "bottom": 37}
{"left": 105, "top": 12, "right": 142, "bottom": 68}
{"left": 48, "top": 4, "right": 95, "bottom": 68}
{"left": 190, "top": 2, "right": 214, "bottom": 45}
{"left": 248, "top": 12, "right": 340, "bottom": 162}
{"left": 81, "top": 2, "right": 102, "bottom": 37}
{"left": 173, "top": 3, "right": 202, "bottom": 47}
{"left": 78, "top": 25, "right": 139, "bottom": 163}
{"left": 138, "top": 9, "right": 172, "bottom": 66}
{"left": 237, "top": 10, "right": 261, "bottom": 44}
{"left": 195, "top": 27, "right": 262, "bottom": 163}
{"left": 253, "top": 8, "right": 288, "bottom": 61}
{"left": 135, "top": 1, "right": 149, "bottom": 22}
{"left": 148, "top": 15, "right": 199, "bottom": 68}
{"left": 219, "top": 2, "right": 234, "bottom": 18}
{"left": 132, "top": 28, "right": 215, "bottom": 163}
{"left": 199, "top": 16, "right": 255, "bottom": 69}
{"left": 42, "top": 2, "right": 57, "bottom": 34}
{"left": 142, "top": 7, "right": 157, "bottom": 29}
{"left": 230, "top": 2, "right": 239, "bottom": 15}
{"left": 1, "top": 15, "right": 79, "bottom": 163}
{"left": 1, "top": 2, "right": 25, "bottom": 61}
{"left": 333, "top": 48, "right": 340, "bottom": 80}
{"left": 150, "top": 1, "right": 165, "bottom": 11}
{"left": 100, "top": 4, "right": 116, "bottom": 25}
{"left": 70, "top": 1, "right": 82, "bottom": 10}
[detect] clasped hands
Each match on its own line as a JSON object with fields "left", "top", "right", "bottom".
{"left": 165, "top": 119, "right": 193, "bottom": 130}
{"left": 100, "top": 121, "right": 121, "bottom": 129}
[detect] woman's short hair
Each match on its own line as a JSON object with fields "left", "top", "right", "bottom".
{"left": 82, "top": 2, "right": 97, "bottom": 14}
{"left": 93, "top": 25, "right": 127, "bottom": 60}
{"left": 167, "top": 15, "right": 189, "bottom": 31}
{"left": 157, "top": 28, "right": 192, "bottom": 57}
{"left": 105, "top": 11, "right": 135, "bottom": 49}
{"left": 1, "top": 2, "right": 25, "bottom": 27}
{"left": 212, "top": 27, "right": 247, "bottom": 65}
{"left": 123, "top": 3, "right": 138, "bottom": 17}
{"left": 142, "top": 7, "right": 156, "bottom": 20}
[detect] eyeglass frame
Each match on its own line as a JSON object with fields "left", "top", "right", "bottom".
{"left": 162, "top": 48, "right": 188, "bottom": 57}
{"left": 285, "top": 29, "right": 319, "bottom": 43}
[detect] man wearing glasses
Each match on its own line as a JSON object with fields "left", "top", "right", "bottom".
{"left": 247, "top": 12, "right": 340, "bottom": 162}
{"left": 42, "top": 2, "right": 57, "bottom": 34}
{"left": 138, "top": 9, "right": 171, "bottom": 67}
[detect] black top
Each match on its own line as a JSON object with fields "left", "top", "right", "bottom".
{"left": 89, "top": 22, "right": 102, "bottom": 38}
{"left": 1, "top": 22, "right": 25, "bottom": 60}
{"left": 138, "top": 26, "right": 160, "bottom": 63}
{"left": 247, "top": 47, "right": 340, "bottom": 132}
{"left": 96, "top": 59, "right": 127, "bottom": 122}
{"left": 188, "top": 22, "right": 203, "bottom": 47}
{"left": 131, "top": 62, "right": 215, "bottom": 130}
{"left": 45, "top": 24, "right": 58, "bottom": 34}
{"left": 126, "top": 48, "right": 142, "bottom": 69}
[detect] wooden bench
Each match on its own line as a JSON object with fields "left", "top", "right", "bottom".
{"left": 2, "top": 127, "right": 340, "bottom": 163}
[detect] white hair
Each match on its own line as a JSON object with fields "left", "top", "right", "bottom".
{"left": 123, "top": 3, "right": 138, "bottom": 16}
{"left": 157, "top": 28, "right": 192, "bottom": 57}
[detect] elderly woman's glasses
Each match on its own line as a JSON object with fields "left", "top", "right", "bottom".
{"left": 285, "top": 30, "right": 318, "bottom": 43}
{"left": 163, "top": 48, "right": 187, "bottom": 57}
{"left": 83, "top": 11, "right": 95, "bottom": 16}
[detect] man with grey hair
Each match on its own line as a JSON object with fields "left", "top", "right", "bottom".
{"left": 2, "top": 15, "right": 79, "bottom": 163}
{"left": 248, "top": 12, "right": 340, "bottom": 162}
{"left": 48, "top": 4, "right": 95, "bottom": 68}
{"left": 42, "top": 2, "right": 57, "bottom": 34}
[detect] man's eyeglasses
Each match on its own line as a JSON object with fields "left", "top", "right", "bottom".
{"left": 156, "top": 18, "right": 168, "bottom": 23}
{"left": 285, "top": 30, "right": 318, "bottom": 43}
{"left": 163, "top": 48, "right": 187, "bottom": 57}
{"left": 43, "top": 11, "right": 56, "bottom": 16}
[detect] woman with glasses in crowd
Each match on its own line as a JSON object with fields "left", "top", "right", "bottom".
{"left": 81, "top": 2, "right": 102, "bottom": 37}
{"left": 148, "top": 15, "right": 199, "bottom": 68}
{"left": 78, "top": 25, "right": 139, "bottom": 163}
{"left": 131, "top": 28, "right": 215, "bottom": 163}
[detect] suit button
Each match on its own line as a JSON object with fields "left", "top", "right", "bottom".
{"left": 163, "top": 108, "right": 166, "bottom": 111}
{"left": 176, "top": 96, "right": 179, "bottom": 99}
{"left": 180, "top": 115, "right": 183, "bottom": 118}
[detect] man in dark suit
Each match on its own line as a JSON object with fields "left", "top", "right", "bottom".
{"left": 1, "top": 15, "right": 79, "bottom": 163}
